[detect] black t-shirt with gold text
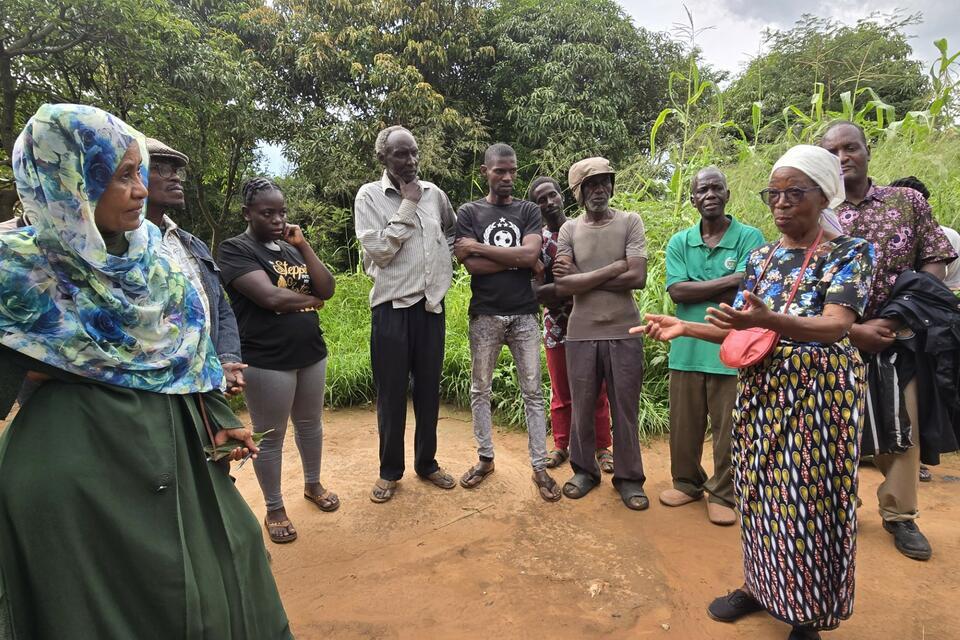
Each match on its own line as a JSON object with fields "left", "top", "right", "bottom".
{"left": 218, "top": 232, "right": 327, "bottom": 370}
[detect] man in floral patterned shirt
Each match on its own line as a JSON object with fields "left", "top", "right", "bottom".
{"left": 528, "top": 176, "right": 613, "bottom": 472}
{"left": 821, "top": 121, "right": 958, "bottom": 561}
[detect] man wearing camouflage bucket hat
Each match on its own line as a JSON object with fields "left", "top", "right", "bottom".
{"left": 553, "top": 157, "right": 651, "bottom": 510}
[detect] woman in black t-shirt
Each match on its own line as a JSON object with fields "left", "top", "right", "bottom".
{"left": 218, "top": 178, "right": 338, "bottom": 544}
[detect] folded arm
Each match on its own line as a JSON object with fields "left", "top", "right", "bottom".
{"left": 455, "top": 234, "right": 541, "bottom": 269}
{"left": 596, "top": 257, "right": 648, "bottom": 292}
{"left": 554, "top": 258, "right": 627, "bottom": 297}
{"left": 229, "top": 270, "right": 326, "bottom": 313}
{"left": 668, "top": 273, "right": 744, "bottom": 304}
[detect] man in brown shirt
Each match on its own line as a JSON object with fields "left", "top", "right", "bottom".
{"left": 554, "top": 157, "right": 649, "bottom": 510}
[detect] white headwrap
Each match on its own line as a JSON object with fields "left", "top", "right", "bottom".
{"left": 770, "top": 145, "right": 846, "bottom": 232}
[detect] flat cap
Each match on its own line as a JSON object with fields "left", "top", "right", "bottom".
{"left": 145, "top": 137, "right": 189, "bottom": 166}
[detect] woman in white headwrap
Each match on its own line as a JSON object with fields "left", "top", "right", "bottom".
{"left": 637, "top": 145, "right": 874, "bottom": 639}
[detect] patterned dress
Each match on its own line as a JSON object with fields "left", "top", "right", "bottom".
{"left": 732, "top": 235, "right": 873, "bottom": 631}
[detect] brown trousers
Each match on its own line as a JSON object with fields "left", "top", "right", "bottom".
{"left": 668, "top": 370, "right": 737, "bottom": 507}
{"left": 874, "top": 378, "right": 920, "bottom": 522}
{"left": 566, "top": 338, "right": 646, "bottom": 486}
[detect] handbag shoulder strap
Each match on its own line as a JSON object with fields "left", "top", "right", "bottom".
{"left": 781, "top": 228, "right": 824, "bottom": 311}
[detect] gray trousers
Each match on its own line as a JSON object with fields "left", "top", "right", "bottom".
{"left": 245, "top": 359, "right": 327, "bottom": 511}
{"left": 468, "top": 314, "right": 547, "bottom": 471}
{"left": 567, "top": 338, "right": 646, "bottom": 486}
{"left": 668, "top": 370, "right": 737, "bottom": 507}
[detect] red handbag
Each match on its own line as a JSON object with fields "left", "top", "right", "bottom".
{"left": 718, "top": 229, "right": 823, "bottom": 368}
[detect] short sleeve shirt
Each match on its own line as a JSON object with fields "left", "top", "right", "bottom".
{"left": 835, "top": 184, "right": 957, "bottom": 319}
{"left": 665, "top": 216, "right": 765, "bottom": 374}
{"left": 456, "top": 198, "right": 542, "bottom": 316}
{"left": 556, "top": 209, "right": 646, "bottom": 340}
{"left": 540, "top": 227, "right": 573, "bottom": 348}
{"left": 218, "top": 233, "right": 327, "bottom": 370}
{"left": 733, "top": 236, "right": 874, "bottom": 340}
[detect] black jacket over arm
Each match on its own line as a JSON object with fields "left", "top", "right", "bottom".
{"left": 862, "top": 270, "right": 960, "bottom": 465}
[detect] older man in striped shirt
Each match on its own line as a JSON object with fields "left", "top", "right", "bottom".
{"left": 355, "top": 125, "right": 458, "bottom": 503}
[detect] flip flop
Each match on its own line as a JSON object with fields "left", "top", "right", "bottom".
{"left": 617, "top": 480, "right": 649, "bottom": 511}
{"left": 421, "top": 468, "right": 456, "bottom": 489}
{"left": 562, "top": 472, "right": 599, "bottom": 499}
{"left": 460, "top": 462, "right": 495, "bottom": 489}
{"left": 532, "top": 472, "right": 562, "bottom": 502}
{"left": 264, "top": 517, "right": 298, "bottom": 544}
{"left": 304, "top": 487, "right": 340, "bottom": 512}
{"left": 370, "top": 478, "right": 398, "bottom": 503}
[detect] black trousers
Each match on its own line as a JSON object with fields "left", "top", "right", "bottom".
{"left": 370, "top": 298, "right": 445, "bottom": 481}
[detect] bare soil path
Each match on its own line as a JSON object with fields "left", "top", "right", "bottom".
{"left": 236, "top": 404, "right": 960, "bottom": 640}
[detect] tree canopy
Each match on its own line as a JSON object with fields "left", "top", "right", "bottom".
{"left": 0, "top": 1, "right": 943, "bottom": 261}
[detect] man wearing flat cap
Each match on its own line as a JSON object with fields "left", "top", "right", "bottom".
{"left": 145, "top": 137, "right": 246, "bottom": 395}
{"left": 553, "top": 157, "right": 650, "bottom": 510}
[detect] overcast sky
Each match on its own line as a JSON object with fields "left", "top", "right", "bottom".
{"left": 617, "top": 0, "right": 958, "bottom": 76}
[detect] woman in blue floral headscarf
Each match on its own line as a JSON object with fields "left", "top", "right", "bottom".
{"left": 0, "top": 104, "right": 292, "bottom": 639}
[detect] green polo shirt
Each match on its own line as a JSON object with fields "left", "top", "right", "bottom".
{"left": 665, "top": 216, "right": 765, "bottom": 375}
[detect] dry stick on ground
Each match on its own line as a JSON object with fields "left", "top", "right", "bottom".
{"left": 432, "top": 504, "right": 495, "bottom": 532}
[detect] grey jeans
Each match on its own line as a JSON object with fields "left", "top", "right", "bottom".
{"left": 468, "top": 314, "right": 548, "bottom": 471}
{"left": 245, "top": 358, "right": 327, "bottom": 512}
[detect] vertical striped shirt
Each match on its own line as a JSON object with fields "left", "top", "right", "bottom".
{"left": 354, "top": 171, "right": 456, "bottom": 313}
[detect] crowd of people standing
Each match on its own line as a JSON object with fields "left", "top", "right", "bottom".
{"left": 0, "top": 102, "right": 957, "bottom": 639}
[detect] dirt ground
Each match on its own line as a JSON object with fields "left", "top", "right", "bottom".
{"left": 232, "top": 404, "right": 960, "bottom": 640}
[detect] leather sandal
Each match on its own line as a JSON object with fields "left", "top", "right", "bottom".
{"left": 264, "top": 517, "right": 298, "bottom": 544}
{"left": 545, "top": 449, "right": 569, "bottom": 469}
{"left": 460, "top": 461, "right": 495, "bottom": 489}
{"left": 422, "top": 468, "right": 456, "bottom": 490}
{"left": 304, "top": 485, "right": 340, "bottom": 512}
{"left": 562, "top": 472, "right": 599, "bottom": 499}
{"left": 532, "top": 470, "right": 562, "bottom": 502}
{"left": 595, "top": 448, "right": 614, "bottom": 474}
{"left": 370, "top": 478, "right": 398, "bottom": 503}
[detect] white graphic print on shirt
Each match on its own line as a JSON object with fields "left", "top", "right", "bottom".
{"left": 483, "top": 217, "right": 521, "bottom": 247}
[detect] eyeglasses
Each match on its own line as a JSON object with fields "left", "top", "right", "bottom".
{"left": 151, "top": 163, "right": 187, "bottom": 180}
{"left": 759, "top": 186, "right": 821, "bottom": 206}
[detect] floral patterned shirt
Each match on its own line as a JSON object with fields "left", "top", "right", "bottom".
{"left": 540, "top": 227, "right": 573, "bottom": 349}
{"left": 834, "top": 183, "right": 957, "bottom": 319}
{"left": 734, "top": 235, "right": 874, "bottom": 332}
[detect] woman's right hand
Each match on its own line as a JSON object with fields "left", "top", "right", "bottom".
{"left": 630, "top": 314, "right": 685, "bottom": 341}
{"left": 283, "top": 223, "right": 306, "bottom": 248}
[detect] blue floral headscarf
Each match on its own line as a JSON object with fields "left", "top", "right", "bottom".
{"left": 2, "top": 103, "right": 223, "bottom": 393}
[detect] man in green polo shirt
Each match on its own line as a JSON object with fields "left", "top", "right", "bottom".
{"left": 660, "top": 167, "right": 765, "bottom": 526}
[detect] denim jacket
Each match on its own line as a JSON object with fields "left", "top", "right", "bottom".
{"left": 172, "top": 228, "right": 242, "bottom": 364}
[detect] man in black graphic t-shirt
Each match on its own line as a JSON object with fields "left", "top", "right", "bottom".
{"left": 454, "top": 143, "right": 560, "bottom": 502}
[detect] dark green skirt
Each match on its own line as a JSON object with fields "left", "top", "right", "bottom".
{"left": 0, "top": 380, "right": 292, "bottom": 639}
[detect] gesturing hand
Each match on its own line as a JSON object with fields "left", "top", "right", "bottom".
{"left": 399, "top": 176, "right": 423, "bottom": 203}
{"left": 214, "top": 427, "right": 259, "bottom": 462}
{"left": 629, "top": 313, "right": 685, "bottom": 341}
{"left": 705, "top": 291, "right": 773, "bottom": 331}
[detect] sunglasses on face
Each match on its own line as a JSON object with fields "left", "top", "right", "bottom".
{"left": 759, "top": 186, "right": 822, "bottom": 206}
